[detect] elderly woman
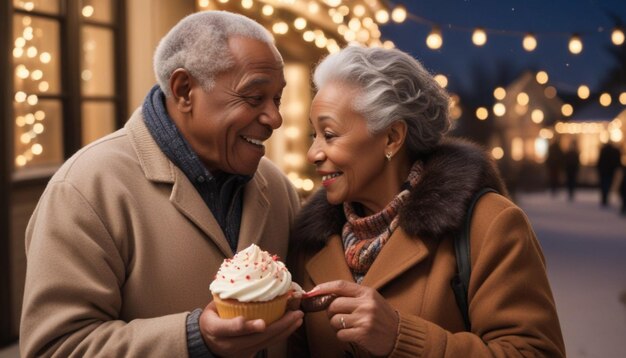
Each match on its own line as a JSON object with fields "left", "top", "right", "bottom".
{"left": 288, "top": 46, "right": 565, "bottom": 357}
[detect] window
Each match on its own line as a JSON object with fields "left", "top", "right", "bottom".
{"left": 8, "top": 0, "right": 126, "bottom": 179}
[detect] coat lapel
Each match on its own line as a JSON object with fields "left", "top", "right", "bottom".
{"left": 306, "top": 235, "right": 355, "bottom": 286}
{"left": 306, "top": 229, "right": 431, "bottom": 290}
{"left": 169, "top": 170, "right": 233, "bottom": 257}
{"left": 127, "top": 110, "right": 233, "bottom": 258}
{"left": 237, "top": 171, "right": 270, "bottom": 251}
{"left": 361, "top": 227, "right": 430, "bottom": 290}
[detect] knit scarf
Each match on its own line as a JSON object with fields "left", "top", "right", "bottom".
{"left": 342, "top": 161, "right": 423, "bottom": 283}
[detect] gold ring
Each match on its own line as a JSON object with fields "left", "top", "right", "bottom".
{"left": 340, "top": 316, "right": 346, "bottom": 329}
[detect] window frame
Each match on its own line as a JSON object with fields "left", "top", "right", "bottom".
{"left": 8, "top": 0, "right": 128, "bottom": 185}
{"left": 0, "top": 0, "right": 127, "bottom": 344}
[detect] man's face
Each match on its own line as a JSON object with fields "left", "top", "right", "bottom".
{"left": 181, "top": 36, "right": 285, "bottom": 175}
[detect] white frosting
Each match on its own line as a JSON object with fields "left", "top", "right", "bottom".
{"left": 210, "top": 244, "right": 292, "bottom": 302}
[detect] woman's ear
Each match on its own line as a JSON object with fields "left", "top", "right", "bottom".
{"left": 169, "top": 68, "right": 193, "bottom": 113}
{"left": 385, "top": 120, "right": 407, "bottom": 156}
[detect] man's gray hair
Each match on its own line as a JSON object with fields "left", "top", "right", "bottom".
{"left": 154, "top": 10, "right": 278, "bottom": 97}
{"left": 313, "top": 45, "right": 450, "bottom": 158}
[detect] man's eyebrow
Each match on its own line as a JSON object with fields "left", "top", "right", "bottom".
{"left": 239, "top": 77, "right": 271, "bottom": 92}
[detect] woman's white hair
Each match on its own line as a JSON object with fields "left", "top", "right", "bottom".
{"left": 154, "top": 10, "right": 278, "bottom": 97}
{"left": 313, "top": 45, "right": 450, "bottom": 158}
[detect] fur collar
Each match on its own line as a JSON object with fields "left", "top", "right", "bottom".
{"left": 291, "top": 137, "right": 508, "bottom": 253}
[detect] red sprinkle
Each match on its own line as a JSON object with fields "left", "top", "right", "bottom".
{"left": 230, "top": 279, "right": 234, "bottom": 283}
{"left": 246, "top": 275, "right": 250, "bottom": 280}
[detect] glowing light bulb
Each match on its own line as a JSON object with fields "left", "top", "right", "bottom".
{"left": 16, "top": 64, "right": 30, "bottom": 79}
{"left": 599, "top": 93, "right": 611, "bottom": 107}
{"left": 35, "top": 110, "right": 45, "bottom": 120}
{"left": 426, "top": 27, "right": 443, "bottom": 50}
{"left": 33, "top": 123, "right": 44, "bottom": 134}
{"left": 491, "top": 147, "right": 504, "bottom": 160}
{"left": 348, "top": 18, "right": 361, "bottom": 31}
{"left": 568, "top": 34, "right": 583, "bottom": 54}
{"left": 472, "top": 28, "right": 487, "bottom": 46}
{"left": 198, "top": 0, "right": 210, "bottom": 7}
{"left": 493, "top": 87, "right": 506, "bottom": 100}
{"left": 561, "top": 104, "right": 573, "bottom": 117}
{"left": 577, "top": 85, "right": 590, "bottom": 99}
{"left": 15, "top": 37, "right": 26, "bottom": 48}
{"left": 434, "top": 74, "right": 448, "bottom": 88}
{"left": 493, "top": 103, "right": 506, "bottom": 117}
{"left": 536, "top": 71, "right": 548, "bottom": 84}
{"left": 523, "top": 33, "right": 537, "bottom": 51}
{"left": 27, "top": 94, "right": 39, "bottom": 105}
{"left": 612, "top": 28, "right": 625, "bottom": 45}
{"left": 241, "top": 0, "right": 253, "bottom": 9}
{"left": 40, "top": 52, "right": 51, "bottom": 63}
{"left": 32, "top": 143, "right": 43, "bottom": 155}
{"left": 16, "top": 116, "right": 26, "bottom": 127}
{"left": 303, "top": 31, "right": 315, "bottom": 42}
{"left": 38, "top": 81, "right": 49, "bottom": 92}
{"left": 13, "top": 47, "right": 24, "bottom": 58}
{"left": 353, "top": 4, "right": 365, "bottom": 17}
{"left": 517, "top": 92, "right": 529, "bottom": 106}
{"left": 16, "top": 155, "right": 27, "bottom": 167}
{"left": 531, "top": 109, "right": 544, "bottom": 123}
{"left": 262, "top": 5, "right": 274, "bottom": 16}
{"left": 476, "top": 107, "right": 488, "bottom": 120}
{"left": 15, "top": 91, "right": 27, "bottom": 103}
{"left": 391, "top": 5, "right": 407, "bottom": 23}
{"left": 294, "top": 18, "right": 307, "bottom": 30}
{"left": 31, "top": 69, "right": 43, "bottom": 80}
{"left": 308, "top": 1, "right": 319, "bottom": 14}
{"left": 272, "top": 22, "right": 288, "bottom": 35}
{"left": 82, "top": 5, "right": 94, "bottom": 17}
{"left": 375, "top": 9, "right": 389, "bottom": 24}
{"left": 26, "top": 46, "right": 37, "bottom": 58}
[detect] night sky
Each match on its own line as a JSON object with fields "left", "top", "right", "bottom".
{"left": 380, "top": 0, "right": 626, "bottom": 96}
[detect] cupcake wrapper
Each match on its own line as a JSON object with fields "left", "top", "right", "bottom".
{"left": 212, "top": 293, "right": 289, "bottom": 325}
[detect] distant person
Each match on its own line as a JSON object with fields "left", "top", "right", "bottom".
{"left": 545, "top": 138, "right": 564, "bottom": 196}
{"left": 564, "top": 140, "right": 580, "bottom": 201}
{"left": 597, "top": 142, "right": 621, "bottom": 207}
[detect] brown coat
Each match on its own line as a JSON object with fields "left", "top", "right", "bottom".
{"left": 20, "top": 109, "right": 300, "bottom": 357}
{"left": 289, "top": 139, "right": 565, "bottom": 357}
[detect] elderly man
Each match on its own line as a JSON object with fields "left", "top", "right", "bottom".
{"left": 20, "top": 11, "right": 302, "bottom": 357}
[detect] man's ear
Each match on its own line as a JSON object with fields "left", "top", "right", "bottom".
{"left": 385, "top": 120, "right": 407, "bottom": 155}
{"left": 169, "top": 68, "right": 193, "bottom": 113}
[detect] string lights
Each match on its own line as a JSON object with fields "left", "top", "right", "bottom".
{"left": 13, "top": 1, "right": 50, "bottom": 168}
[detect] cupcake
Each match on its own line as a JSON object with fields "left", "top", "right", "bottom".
{"left": 210, "top": 244, "right": 293, "bottom": 324}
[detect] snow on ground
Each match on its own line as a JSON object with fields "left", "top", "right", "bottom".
{"left": 517, "top": 189, "right": 626, "bottom": 358}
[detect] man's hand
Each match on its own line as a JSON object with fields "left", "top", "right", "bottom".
{"left": 199, "top": 301, "right": 304, "bottom": 358}
{"left": 309, "top": 280, "right": 399, "bottom": 357}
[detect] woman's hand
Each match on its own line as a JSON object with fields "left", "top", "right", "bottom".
{"left": 309, "top": 280, "right": 399, "bottom": 356}
{"left": 199, "top": 301, "right": 304, "bottom": 358}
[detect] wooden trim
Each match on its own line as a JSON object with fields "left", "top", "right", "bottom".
{"left": 0, "top": 0, "right": 15, "bottom": 346}
{"left": 62, "top": 0, "right": 82, "bottom": 157}
{"left": 114, "top": 0, "right": 128, "bottom": 128}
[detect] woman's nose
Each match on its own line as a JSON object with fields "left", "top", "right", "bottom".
{"left": 307, "top": 141, "right": 325, "bottom": 165}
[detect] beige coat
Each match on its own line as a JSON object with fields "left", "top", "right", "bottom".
{"left": 20, "top": 109, "right": 300, "bottom": 357}
{"left": 289, "top": 139, "right": 565, "bottom": 357}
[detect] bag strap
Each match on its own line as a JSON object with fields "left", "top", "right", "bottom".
{"left": 450, "top": 187, "right": 497, "bottom": 331}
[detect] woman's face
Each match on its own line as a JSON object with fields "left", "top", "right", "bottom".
{"left": 308, "top": 82, "right": 389, "bottom": 207}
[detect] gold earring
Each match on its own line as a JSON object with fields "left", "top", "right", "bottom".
{"left": 385, "top": 152, "right": 392, "bottom": 161}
